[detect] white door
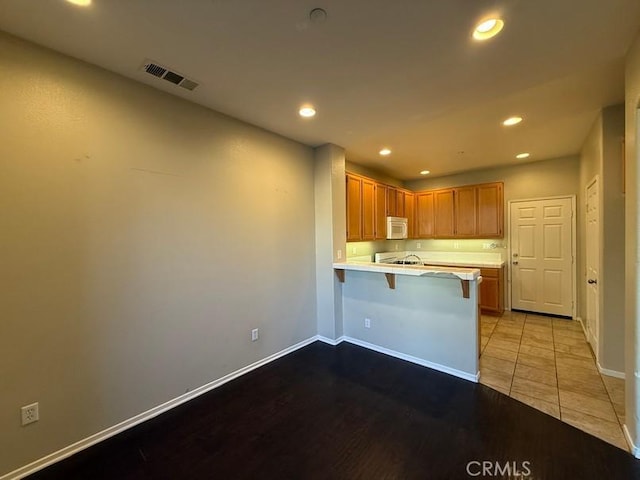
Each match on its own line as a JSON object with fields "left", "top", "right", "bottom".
{"left": 510, "top": 198, "right": 574, "bottom": 316}
{"left": 585, "top": 179, "right": 600, "bottom": 351}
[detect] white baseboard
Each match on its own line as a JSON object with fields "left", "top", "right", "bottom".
{"left": 576, "top": 318, "right": 625, "bottom": 379}
{"left": 1, "top": 336, "right": 319, "bottom": 480}
{"left": 340, "top": 336, "right": 479, "bottom": 383}
{"left": 623, "top": 424, "right": 640, "bottom": 458}
{"left": 597, "top": 361, "right": 626, "bottom": 379}
{"left": 316, "top": 335, "right": 345, "bottom": 346}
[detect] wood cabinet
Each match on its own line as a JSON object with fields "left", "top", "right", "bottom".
{"left": 374, "top": 183, "right": 388, "bottom": 240}
{"left": 415, "top": 192, "right": 434, "bottom": 238}
{"left": 477, "top": 182, "right": 504, "bottom": 237}
{"left": 415, "top": 182, "right": 503, "bottom": 239}
{"left": 404, "top": 191, "right": 415, "bottom": 239}
{"left": 346, "top": 173, "right": 396, "bottom": 241}
{"left": 433, "top": 189, "right": 455, "bottom": 237}
{"left": 454, "top": 186, "right": 477, "bottom": 237}
{"left": 479, "top": 267, "right": 504, "bottom": 316}
{"left": 346, "top": 174, "right": 362, "bottom": 242}
{"left": 347, "top": 173, "right": 503, "bottom": 241}
{"left": 387, "top": 187, "right": 398, "bottom": 216}
{"left": 361, "top": 178, "right": 376, "bottom": 240}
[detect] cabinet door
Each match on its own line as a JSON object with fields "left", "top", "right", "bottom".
{"left": 396, "top": 190, "right": 406, "bottom": 218}
{"left": 477, "top": 182, "right": 504, "bottom": 237}
{"left": 374, "top": 183, "right": 388, "bottom": 240}
{"left": 479, "top": 267, "right": 504, "bottom": 315}
{"left": 387, "top": 187, "right": 397, "bottom": 216}
{"left": 454, "top": 186, "right": 477, "bottom": 237}
{"left": 415, "top": 192, "right": 434, "bottom": 238}
{"left": 361, "top": 178, "right": 376, "bottom": 240}
{"left": 404, "top": 192, "right": 415, "bottom": 238}
{"left": 346, "top": 174, "right": 362, "bottom": 241}
{"left": 434, "top": 189, "right": 455, "bottom": 237}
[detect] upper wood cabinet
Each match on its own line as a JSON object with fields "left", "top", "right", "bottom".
{"left": 346, "top": 173, "right": 397, "bottom": 241}
{"left": 454, "top": 186, "right": 477, "bottom": 238}
{"left": 361, "top": 178, "right": 376, "bottom": 240}
{"left": 386, "top": 187, "right": 398, "bottom": 216}
{"left": 346, "top": 174, "right": 363, "bottom": 242}
{"left": 477, "top": 182, "right": 504, "bottom": 237}
{"left": 433, "top": 189, "right": 455, "bottom": 237}
{"left": 415, "top": 192, "right": 434, "bottom": 238}
{"left": 414, "top": 182, "right": 504, "bottom": 239}
{"left": 374, "top": 183, "right": 388, "bottom": 240}
{"left": 347, "top": 172, "right": 503, "bottom": 241}
{"left": 404, "top": 191, "right": 415, "bottom": 239}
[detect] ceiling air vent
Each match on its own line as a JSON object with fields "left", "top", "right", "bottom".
{"left": 141, "top": 60, "right": 199, "bottom": 92}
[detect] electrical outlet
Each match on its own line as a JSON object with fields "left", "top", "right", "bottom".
{"left": 395, "top": 243, "right": 399, "bottom": 251}
{"left": 251, "top": 328, "right": 259, "bottom": 342}
{"left": 337, "top": 249, "right": 342, "bottom": 260}
{"left": 21, "top": 402, "right": 39, "bottom": 426}
{"left": 416, "top": 242, "right": 421, "bottom": 249}
{"left": 364, "top": 318, "right": 371, "bottom": 328}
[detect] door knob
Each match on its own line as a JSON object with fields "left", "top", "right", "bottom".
{"left": 512, "top": 253, "right": 519, "bottom": 257}
{"left": 587, "top": 279, "right": 597, "bottom": 284}
{"left": 512, "top": 261, "right": 519, "bottom": 265}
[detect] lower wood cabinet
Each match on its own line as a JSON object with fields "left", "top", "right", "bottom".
{"left": 479, "top": 267, "right": 504, "bottom": 316}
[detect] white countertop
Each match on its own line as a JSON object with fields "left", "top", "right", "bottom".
{"left": 373, "top": 251, "right": 505, "bottom": 268}
{"left": 333, "top": 261, "right": 481, "bottom": 281}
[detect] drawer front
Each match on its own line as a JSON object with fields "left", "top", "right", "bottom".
{"left": 480, "top": 268, "right": 499, "bottom": 278}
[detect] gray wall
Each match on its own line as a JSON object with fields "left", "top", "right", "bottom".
{"left": 577, "top": 106, "right": 626, "bottom": 374}
{"left": 601, "top": 105, "right": 626, "bottom": 374}
{"left": 406, "top": 155, "right": 580, "bottom": 200}
{"left": 315, "top": 144, "right": 346, "bottom": 340}
{"left": 624, "top": 30, "right": 640, "bottom": 450}
{"left": 342, "top": 271, "right": 479, "bottom": 378}
{"left": 0, "top": 33, "right": 317, "bottom": 475}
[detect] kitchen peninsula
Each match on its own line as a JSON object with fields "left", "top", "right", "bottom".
{"left": 332, "top": 260, "right": 482, "bottom": 382}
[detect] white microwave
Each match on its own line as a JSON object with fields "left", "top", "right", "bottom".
{"left": 386, "top": 216, "right": 408, "bottom": 239}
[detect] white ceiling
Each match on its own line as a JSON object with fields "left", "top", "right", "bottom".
{"left": 1, "top": 0, "right": 638, "bottom": 179}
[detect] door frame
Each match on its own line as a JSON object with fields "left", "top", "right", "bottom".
{"left": 507, "top": 195, "right": 577, "bottom": 319}
{"left": 585, "top": 175, "right": 601, "bottom": 354}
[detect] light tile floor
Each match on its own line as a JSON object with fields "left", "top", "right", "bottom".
{"left": 479, "top": 310, "right": 627, "bottom": 451}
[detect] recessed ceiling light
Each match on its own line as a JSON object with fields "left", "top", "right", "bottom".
{"left": 420, "top": 170, "right": 430, "bottom": 175}
{"left": 503, "top": 116, "right": 523, "bottom": 126}
{"left": 379, "top": 148, "right": 392, "bottom": 156}
{"left": 66, "top": 0, "right": 92, "bottom": 6}
{"left": 473, "top": 18, "right": 504, "bottom": 41}
{"left": 516, "top": 153, "right": 530, "bottom": 159}
{"left": 298, "top": 106, "right": 316, "bottom": 118}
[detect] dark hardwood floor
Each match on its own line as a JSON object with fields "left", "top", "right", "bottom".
{"left": 29, "top": 342, "right": 640, "bottom": 479}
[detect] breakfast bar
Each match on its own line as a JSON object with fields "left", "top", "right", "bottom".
{"left": 333, "top": 261, "right": 482, "bottom": 382}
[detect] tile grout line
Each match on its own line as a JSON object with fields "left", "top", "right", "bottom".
{"left": 508, "top": 313, "right": 524, "bottom": 396}
{"left": 551, "top": 319, "right": 562, "bottom": 420}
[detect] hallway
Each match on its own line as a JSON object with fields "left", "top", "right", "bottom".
{"left": 479, "top": 311, "right": 627, "bottom": 450}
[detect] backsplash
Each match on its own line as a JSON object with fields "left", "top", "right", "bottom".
{"left": 347, "top": 239, "right": 508, "bottom": 261}
{"left": 346, "top": 240, "right": 406, "bottom": 260}
{"left": 405, "top": 239, "right": 506, "bottom": 253}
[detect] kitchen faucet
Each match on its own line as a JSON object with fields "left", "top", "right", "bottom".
{"left": 401, "top": 254, "right": 423, "bottom": 264}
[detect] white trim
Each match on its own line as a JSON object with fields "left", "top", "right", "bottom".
{"left": 341, "top": 336, "right": 479, "bottom": 383}
{"left": 623, "top": 424, "right": 640, "bottom": 458}
{"left": 1, "top": 336, "right": 319, "bottom": 480}
{"left": 597, "top": 362, "right": 626, "bottom": 379}
{"left": 316, "top": 335, "right": 345, "bottom": 346}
